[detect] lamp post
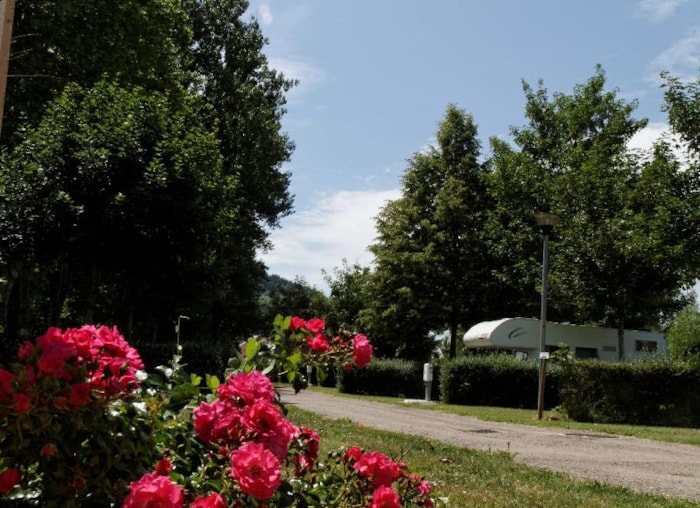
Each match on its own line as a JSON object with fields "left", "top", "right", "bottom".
{"left": 534, "top": 211, "right": 559, "bottom": 420}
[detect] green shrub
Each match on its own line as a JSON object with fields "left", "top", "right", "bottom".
{"left": 338, "top": 359, "right": 438, "bottom": 398}
{"left": 135, "top": 341, "right": 235, "bottom": 378}
{"left": 557, "top": 357, "right": 700, "bottom": 426}
{"left": 440, "top": 355, "right": 560, "bottom": 409}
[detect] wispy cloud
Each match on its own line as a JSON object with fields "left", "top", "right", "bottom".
{"left": 649, "top": 28, "right": 700, "bottom": 82}
{"left": 258, "top": 4, "right": 273, "bottom": 25}
{"left": 258, "top": 189, "right": 401, "bottom": 290}
{"left": 268, "top": 56, "right": 325, "bottom": 89}
{"left": 636, "top": 0, "right": 688, "bottom": 22}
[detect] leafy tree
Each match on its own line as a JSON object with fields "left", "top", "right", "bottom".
{"left": 1, "top": 0, "right": 295, "bottom": 343}
{"left": 488, "top": 67, "right": 696, "bottom": 357}
{"left": 256, "top": 275, "right": 329, "bottom": 334}
{"left": 181, "top": 0, "right": 296, "bottom": 337}
{"left": 0, "top": 80, "right": 225, "bottom": 340}
{"left": 322, "top": 259, "right": 373, "bottom": 333}
{"left": 367, "top": 104, "right": 491, "bottom": 360}
{"left": 5, "top": 0, "right": 191, "bottom": 146}
{"left": 666, "top": 303, "right": 700, "bottom": 361}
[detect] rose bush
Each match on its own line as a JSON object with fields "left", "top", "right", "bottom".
{"left": 0, "top": 315, "right": 440, "bottom": 507}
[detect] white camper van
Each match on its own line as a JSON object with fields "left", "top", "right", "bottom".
{"left": 462, "top": 317, "right": 666, "bottom": 361}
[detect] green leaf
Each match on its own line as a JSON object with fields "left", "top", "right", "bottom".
{"left": 245, "top": 338, "right": 260, "bottom": 360}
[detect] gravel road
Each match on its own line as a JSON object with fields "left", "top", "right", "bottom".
{"left": 279, "top": 388, "right": 700, "bottom": 502}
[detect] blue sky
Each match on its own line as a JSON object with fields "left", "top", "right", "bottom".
{"left": 251, "top": 0, "right": 700, "bottom": 291}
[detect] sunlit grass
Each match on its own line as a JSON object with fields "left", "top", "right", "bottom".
{"left": 288, "top": 406, "right": 699, "bottom": 507}
{"left": 308, "top": 386, "right": 700, "bottom": 446}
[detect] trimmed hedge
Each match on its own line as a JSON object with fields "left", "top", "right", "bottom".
{"left": 338, "top": 359, "right": 440, "bottom": 399}
{"left": 557, "top": 359, "right": 700, "bottom": 426}
{"left": 439, "top": 355, "right": 560, "bottom": 409}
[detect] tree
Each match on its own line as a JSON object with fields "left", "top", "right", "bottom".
{"left": 0, "top": 0, "right": 295, "bottom": 343}
{"left": 256, "top": 275, "right": 329, "bottom": 334}
{"left": 488, "top": 67, "right": 696, "bottom": 357}
{"left": 0, "top": 80, "right": 226, "bottom": 339}
{"left": 181, "top": 0, "right": 296, "bottom": 337}
{"left": 367, "top": 104, "right": 491, "bottom": 360}
{"left": 322, "top": 259, "right": 373, "bottom": 334}
{"left": 666, "top": 303, "right": 700, "bottom": 361}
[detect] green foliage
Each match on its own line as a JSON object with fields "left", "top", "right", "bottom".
{"left": 666, "top": 304, "right": 700, "bottom": 361}
{"left": 555, "top": 358, "right": 700, "bottom": 426}
{"left": 1, "top": 0, "right": 296, "bottom": 345}
{"left": 256, "top": 275, "right": 330, "bottom": 334}
{"left": 337, "top": 359, "right": 438, "bottom": 399}
{"left": 439, "top": 355, "right": 557, "bottom": 409}
{"left": 367, "top": 104, "right": 491, "bottom": 360}
{"left": 487, "top": 66, "right": 695, "bottom": 339}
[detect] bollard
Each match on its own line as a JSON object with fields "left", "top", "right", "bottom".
{"left": 423, "top": 363, "right": 433, "bottom": 402}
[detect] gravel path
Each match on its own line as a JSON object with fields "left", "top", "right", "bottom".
{"left": 280, "top": 388, "right": 700, "bottom": 502}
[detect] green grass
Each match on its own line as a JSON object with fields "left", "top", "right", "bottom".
{"left": 308, "top": 386, "right": 700, "bottom": 446}
{"left": 288, "top": 405, "right": 700, "bottom": 507}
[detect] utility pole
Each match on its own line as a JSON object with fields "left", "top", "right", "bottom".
{"left": 0, "top": 0, "right": 15, "bottom": 136}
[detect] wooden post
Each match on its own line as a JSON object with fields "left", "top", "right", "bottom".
{"left": 0, "top": 0, "right": 15, "bottom": 136}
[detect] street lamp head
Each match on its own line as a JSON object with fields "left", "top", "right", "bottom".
{"left": 534, "top": 212, "right": 560, "bottom": 235}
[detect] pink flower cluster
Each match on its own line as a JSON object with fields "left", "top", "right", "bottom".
{"left": 0, "top": 325, "right": 144, "bottom": 495}
{"left": 0, "top": 325, "right": 144, "bottom": 411}
{"left": 290, "top": 316, "right": 374, "bottom": 369}
{"left": 343, "top": 447, "right": 435, "bottom": 507}
{"left": 126, "top": 371, "right": 321, "bottom": 505}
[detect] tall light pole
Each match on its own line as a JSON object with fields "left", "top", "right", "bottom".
{"left": 0, "top": 0, "right": 15, "bottom": 136}
{"left": 534, "top": 211, "right": 559, "bottom": 420}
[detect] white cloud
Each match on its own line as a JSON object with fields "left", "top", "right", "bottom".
{"left": 258, "top": 4, "right": 273, "bottom": 25}
{"left": 649, "top": 28, "right": 700, "bottom": 82}
{"left": 636, "top": 0, "right": 688, "bottom": 22}
{"left": 267, "top": 56, "right": 325, "bottom": 92}
{"left": 627, "top": 121, "right": 690, "bottom": 164}
{"left": 258, "top": 189, "right": 401, "bottom": 291}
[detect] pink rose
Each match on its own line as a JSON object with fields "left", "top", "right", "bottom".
{"left": 305, "top": 318, "right": 325, "bottom": 333}
{"left": 191, "top": 492, "right": 226, "bottom": 508}
{"left": 242, "top": 399, "right": 297, "bottom": 460}
{"left": 194, "top": 399, "right": 243, "bottom": 445}
{"left": 369, "top": 485, "right": 401, "bottom": 508}
{"left": 306, "top": 333, "right": 331, "bottom": 353}
{"left": 229, "top": 442, "right": 281, "bottom": 500}
{"left": 290, "top": 316, "right": 306, "bottom": 330}
{"left": 68, "top": 383, "right": 91, "bottom": 407}
{"left": 352, "top": 333, "right": 373, "bottom": 368}
{"left": 122, "top": 472, "right": 184, "bottom": 508}
{"left": 14, "top": 393, "right": 31, "bottom": 412}
{"left": 154, "top": 457, "right": 172, "bottom": 475}
{"left": 41, "top": 443, "right": 58, "bottom": 458}
{"left": 354, "top": 451, "right": 399, "bottom": 488}
{"left": 0, "top": 468, "right": 21, "bottom": 494}
{"left": 0, "top": 369, "right": 15, "bottom": 401}
{"left": 343, "top": 446, "right": 362, "bottom": 462}
{"left": 17, "top": 341, "right": 33, "bottom": 360}
{"left": 217, "top": 371, "right": 275, "bottom": 406}
{"left": 37, "top": 341, "right": 75, "bottom": 380}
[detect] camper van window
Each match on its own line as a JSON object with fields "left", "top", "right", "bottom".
{"left": 635, "top": 340, "right": 657, "bottom": 353}
{"left": 575, "top": 347, "right": 598, "bottom": 359}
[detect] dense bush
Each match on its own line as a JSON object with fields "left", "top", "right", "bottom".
{"left": 557, "top": 357, "right": 700, "bottom": 426}
{"left": 439, "top": 355, "right": 560, "bottom": 409}
{"left": 134, "top": 341, "right": 236, "bottom": 379}
{"left": 338, "top": 359, "right": 440, "bottom": 399}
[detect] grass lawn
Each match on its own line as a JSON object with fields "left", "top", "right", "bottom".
{"left": 288, "top": 405, "right": 700, "bottom": 507}
{"left": 307, "top": 386, "right": 700, "bottom": 447}
{"left": 288, "top": 387, "right": 700, "bottom": 508}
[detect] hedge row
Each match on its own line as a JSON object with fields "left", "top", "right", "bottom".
{"left": 337, "top": 359, "right": 441, "bottom": 400}
{"left": 338, "top": 355, "right": 700, "bottom": 427}
{"left": 557, "top": 359, "right": 700, "bottom": 427}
